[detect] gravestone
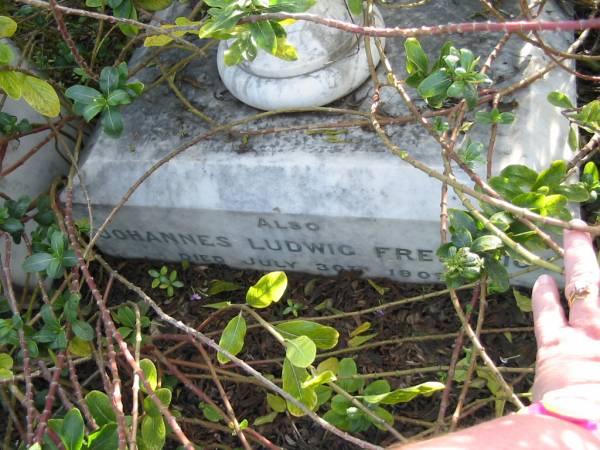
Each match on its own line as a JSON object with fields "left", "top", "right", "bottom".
{"left": 1, "top": 40, "right": 72, "bottom": 286}
{"left": 72, "top": 1, "right": 575, "bottom": 286}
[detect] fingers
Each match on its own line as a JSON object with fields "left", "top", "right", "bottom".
{"left": 532, "top": 274, "right": 567, "bottom": 347}
{"left": 564, "top": 220, "right": 600, "bottom": 328}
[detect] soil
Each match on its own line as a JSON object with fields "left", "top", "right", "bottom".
{"left": 101, "top": 255, "right": 538, "bottom": 449}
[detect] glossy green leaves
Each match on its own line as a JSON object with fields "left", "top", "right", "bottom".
{"left": 246, "top": 271, "right": 287, "bottom": 308}
{"left": 282, "top": 358, "right": 317, "bottom": 416}
{"left": 65, "top": 63, "right": 143, "bottom": 138}
{"left": 217, "top": 313, "right": 247, "bottom": 364}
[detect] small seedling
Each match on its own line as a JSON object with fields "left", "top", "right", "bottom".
{"left": 282, "top": 298, "right": 303, "bottom": 317}
{"left": 148, "top": 266, "right": 184, "bottom": 297}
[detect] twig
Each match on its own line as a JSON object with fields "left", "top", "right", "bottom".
{"left": 64, "top": 193, "right": 196, "bottom": 450}
{"left": 34, "top": 352, "right": 66, "bottom": 444}
{"left": 129, "top": 304, "right": 142, "bottom": 450}
{"left": 192, "top": 341, "right": 253, "bottom": 450}
{"left": 91, "top": 251, "right": 383, "bottom": 450}
{"left": 101, "top": 276, "right": 129, "bottom": 450}
{"left": 0, "top": 237, "right": 36, "bottom": 446}
{"left": 48, "top": 0, "right": 97, "bottom": 80}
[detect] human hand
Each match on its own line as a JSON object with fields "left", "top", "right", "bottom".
{"left": 532, "top": 219, "right": 600, "bottom": 405}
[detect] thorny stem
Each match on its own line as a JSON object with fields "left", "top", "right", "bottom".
{"left": 91, "top": 251, "right": 384, "bottom": 450}
{"left": 0, "top": 237, "right": 36, "bottom": 446}
{"left": 192, "top": 341, "right": 253, "bottom": 450}
{"left": 129, "top": 304, "right": 142, "bottom": 450}
{"left": 154, "top": 349, "right": 281, "bottom": 450}
{"left": 34, "top": 352, "right": 66, "bottom": 443}
{"left": 448, "top": 290, "right": 524, "bottom": 409}
{"left": 101, "top": 276, "right": 129, "bottom": 449}
{"left": 65, "top": 190, "right": 205, "bottom": 450}
{"left": 450, "top": 281, "right": 489, "bottom": 431}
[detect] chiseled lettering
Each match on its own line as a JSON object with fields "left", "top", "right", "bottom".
{"left": 126, "top": 230, "right": 143, "bottom": 241}
{"left": 395, "top": 248, "right": 414, "bottom": 261}
{"left": 216, "top": 236, "right": 232, "bottom": 247}
{"left": 179, "top": 234, "right": 196, "bottom": 245}
{"left": 146, "top": 232, "right": 161, "bottom": 243}
{"left": 160, "top": 232, "right": 178, "bottom": 245}
{"left": 113, "top": 230, "right": 127, "bottom": 240}
{"left": 418, "top": 249, "right": 433, "bottom": 261}
{"left": 197, "top": 235, "right": 215, "bottom": 247}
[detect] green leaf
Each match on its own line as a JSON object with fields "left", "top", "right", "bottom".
{"left": 0, "top": 353, "right": 13, "bottom": 370}
{"left": 275, "top": 320, "right": 338, "bottom": 349}
{"left": 217, "top": 314, "right": 247, "bottom": 364}
{"left": 554, "top": 183, "right": 590, "bottom": 202}
{"left": 315, "top": 385, "right": 332, "bottom": 407}
{"left": 378, "top": 381, "right": 445, "bottom": 405}
{"left": 417, "top": 70, "right": 452, "bottom": 100}
{"left": 285, "top": 335, "right": 316, "bottom": 368}
{"left": 337, "top": 358, "right": 364, "bottom": 393}
{"left": 266, "top": 393, "right": 287, "bottom": 413}
{"left": 246, "top": 271, "right": 287, "bottom": 308}
{"left": 143, "top": 388, "right": 172, "bottom": 417}
{"left": 499, "top": 165, "right": 538, "bottom": 188}
{"left": 253, "top": 411, "right": 278, "bottom": 426}
{"left": 547, "top": 91, "right": 574, "bottom": 109}
{"left": 249, "top": 21, "right": 277, "bottom": 54}
{"left": 368, "top": 406, "right": 394, "bottom": 431}
{"left": 317, "top": 357, "right": 339, "bottom": 374}
{"left": 350, "top": 322, "right": 372, "bottom": 337}
{"left": 61, "top": 408, "right": 84, "bottom": 450}
{"left": 0, "top": 70, "right": 23, "bottom": 100}
{"left": 513, "top": 289, "right": 532, "bottom": 313}
{"left": 139, "top": 359, "right": 158, "bottom": 393}
{"left": 348, "top": 332, "right": 377, "bottom": 348}
{"left": 363, "top": 380, "right": 391, "bottom": 402}
{"left": 106, "top": 89, "right": 131, "bottom": 106}
{"left": 99, "top": 66, "right": 119, "bottom": 94}
{"left": 73, "top": 320, "right": 94, "bottom": 341}
{"left": 486, "top": 259, "right": 510, "bottom": 294}
{"left": 301, "top": 370, "right": 336, "bottom": 389}
{"left": 20, "top": 75, "right": 60, "bottom": 117}
{"left": 68, "top": 336, "right": 92, "bottom": 357}
{"left": 448, "top": 209, "right": 477, "bottom": 234}
{"left": 281, "top": 358, "right": 317, "bottom": 416}
{"left": 140, "top": 415, "right": 166, "bottom": 450}
{"left": 85, "top": 391, "right": 116, "bottom": 426}
{"left": 0, "top": 43, "right": 14, "bottom": 66}
{"left": 46, "top": 257, "right": 64, "bottom": 279}
{"left": 533, "top": 160, "right": 567, "bottom": 190}
{"left": 568, "top": 126, "right": 579, "bottom": 152}
{"left": 201, "top": 301, "right": 232, "bottom": 310}
{"left": 0, "top": 368, "right": 12, "bottom": 380}
{"left": 583, "top": 161, "right": 599, "bottom": 184}
{"left": 135, "top": 0, "right": 173, "bottom": 11}
{"left": 87, "top": 423, "right": 118, "bottom": 450}
{"left": 0, "top": 16, "right": 17, "bottom": 37}
{"left": 347, "top": 0, "right": 362, "bottom": 15}
{"left": 471, "top": 235, "right": 503, "bottom": 253}
{"left": 1, "top": 217, "right": 23, "bottom": 234}
{"left": 207, "top": 280, "right": 242, "bottom": 296}
{"left": 199, "top": 402, "right": 221, "bottom": 422}
{"left": 404, "top": 38, "right": 429, "bottom": 85}
{"left": 101, "top": 107, "right": 124, "bottom": 137}
{"left": 116, "top": 306, "right": 136, "bottom": 328}
{"left": 23, "top": 252, "right": 53, "bottom": 272}
{"left": 65, "top": 85, "right": 103, "bottom": 104}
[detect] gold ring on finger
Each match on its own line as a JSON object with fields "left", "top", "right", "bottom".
{"left": 566, "top": 281, "right": 592, "bottom": 309}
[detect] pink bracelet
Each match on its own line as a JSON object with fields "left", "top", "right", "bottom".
{"left": 523, "top": 400, "right": 600, "bottom": 438}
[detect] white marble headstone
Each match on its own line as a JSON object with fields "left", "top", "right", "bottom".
{"left": 72, "top": 1, "right": 575, "bottom": 286}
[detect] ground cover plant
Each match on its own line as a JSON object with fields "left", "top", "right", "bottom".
{"left": 0, "top": 0, "right": 600, "bottom": 448}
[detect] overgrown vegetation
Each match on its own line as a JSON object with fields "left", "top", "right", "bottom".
{"left": 1, "top": 0, "right": 599, "bottom": 449}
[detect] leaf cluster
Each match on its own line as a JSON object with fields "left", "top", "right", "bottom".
{"left": 404, "top": 38, "right": 492, "bottom": 108}
{"left": 65, "top": 63, "right": 143, "bottom": 137}
{"left": 148, "top": 266, "right": 184, "bottom": 297}
{"left": 0, "top": 17, "right": 61, "bottom": 117}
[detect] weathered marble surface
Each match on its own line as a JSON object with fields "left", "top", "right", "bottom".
{"left": 1, "top": 40, "right": 72, "bottom": 285}
{"left": 73, "top": 0, "right": 575, "bottom": 286}
{"left": 217, "top": 0, "right": 385, "bottom": 109}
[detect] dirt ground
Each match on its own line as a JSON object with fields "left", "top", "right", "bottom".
{"left": 101, "top": 255, "right": 538, "bottom": 449}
